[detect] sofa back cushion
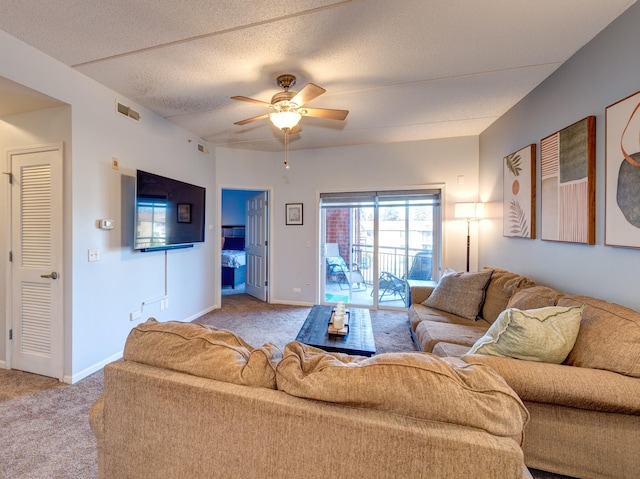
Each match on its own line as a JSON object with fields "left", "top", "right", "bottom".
{"left": 559, "top": 295, "right": 640, "bottom": 378}
{"left": 506, "top": 285, "right": 564, "bottom": 310}
{"left": 124, "top": 318, "right": 282, "bottom": 388}
{"left": 276, "top": 341, "right": 529, "bottom": 443}
{"left": 422, "top": 268, "right": 493, "bottom": 320}
{"left": 481, "top": 268, "right": 536, "bottom": 323}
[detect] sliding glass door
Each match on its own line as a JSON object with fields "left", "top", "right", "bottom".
{"left": 320, "top": 189, "right": 441, "bottom": 309}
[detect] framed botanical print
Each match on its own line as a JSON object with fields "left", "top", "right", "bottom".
{"left": 503, "top": 144, "right": 536, "bottom": 238}
{"left": 605, "top": 90, "right": 640, "bottom": 248}
{"left": 540, "top": 116, "right": 596, "bottom": 244}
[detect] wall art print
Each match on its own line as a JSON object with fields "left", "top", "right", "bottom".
{"left": 605, "top": 90, "right": 640, "bottom": 248}
{"left": 540, "top": 116, "right": 595, "bottom": 244}
{"left": 503, "top": 144, "right": 536, "bottom": 238}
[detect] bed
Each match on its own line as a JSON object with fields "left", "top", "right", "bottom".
{"left": 221, "top": 226, "right": 246, "bottom": 289}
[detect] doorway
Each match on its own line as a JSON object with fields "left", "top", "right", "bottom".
{"left": 320, "top": 189, "right": 441, "bottom": 309}
{"left": 6, "top": 143, "right": 64, "bottom": 380}
{"left": 221, "top": 188, "right": 269, "bottom": 302}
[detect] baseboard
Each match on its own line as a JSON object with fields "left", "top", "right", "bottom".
{"left": 66, "top": 351, "right": 123, "bottom": 384}
{"left": 185, "top": 304, "right": 219, "bottom": 322}
{"left": 271, "top": 299, "right": 315, "bottom": 307}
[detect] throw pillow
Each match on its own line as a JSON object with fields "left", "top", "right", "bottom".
{"left": 468, "top": 305, "right": 584, "bottom": 364}
{"left": 124, "top": 318, "right": 282, "bottom": 389}
{"left": 276, "top": 341, "right": 529, "bottom": 443}
{"left": 423, "top": 268, "right": 493, "bottom": 320}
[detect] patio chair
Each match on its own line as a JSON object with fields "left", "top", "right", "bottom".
{"left": 326, "top": 243, "right": 366, "bottom": 291}
{"left": 375, "top": 271, "right": 406, "bottom": 302}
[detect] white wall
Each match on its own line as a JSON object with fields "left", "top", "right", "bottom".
{"left": 479, "top": 2, "right": 640, "bottom": 311}
{"left": 0, "top": 30, "right": 216, "bottom": 382}
{"left": 216, "top": 136, "right": 480, "bottom": 305}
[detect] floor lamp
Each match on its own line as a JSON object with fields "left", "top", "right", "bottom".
{"left": 454, "top": 202, "right": 485, "bottom": 272}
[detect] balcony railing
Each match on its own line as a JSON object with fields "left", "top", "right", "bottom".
{"left": 349, "top": 244, "right": 432, "bottom": 285}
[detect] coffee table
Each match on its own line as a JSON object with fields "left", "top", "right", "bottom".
{"left": 295, "top": 305, "right": 376, "bottom": 357}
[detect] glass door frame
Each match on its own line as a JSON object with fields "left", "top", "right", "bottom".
{"left": 319, "top": 188, "right": 442, "bottom": 310}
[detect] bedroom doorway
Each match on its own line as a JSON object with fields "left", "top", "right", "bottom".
{"left": 221, "top": 188, "right": 269, "bottom": 302}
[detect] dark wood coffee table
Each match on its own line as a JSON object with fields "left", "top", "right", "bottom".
{"left": 295, "top": 305, "right": 376, "bottom": 356}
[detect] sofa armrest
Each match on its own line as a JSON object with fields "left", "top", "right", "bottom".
{"left": 89, "top": 395, "right": 104, "bottom": 440}
{"left": 410, "top": 285, "right": 435, "bottom": 305}
{"left": 462, "top": 354, "right": 640, "bottom": 415}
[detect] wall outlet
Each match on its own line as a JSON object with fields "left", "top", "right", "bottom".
{"left": 293, "top": 287, "right": 301, "bottom": 293}
{"left": 88, "top": 249, "right": 100, "bottom": 262}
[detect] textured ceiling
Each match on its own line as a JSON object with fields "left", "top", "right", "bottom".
{"left": 0, "top": 0, "right": 635, "bottom": 151}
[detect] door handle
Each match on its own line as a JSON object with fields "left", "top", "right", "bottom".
{"left": 41, "top": 272, "right": 59, "bottom": 280}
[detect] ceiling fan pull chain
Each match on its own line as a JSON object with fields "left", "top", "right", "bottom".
{"left": 284, "top": 131, "right": 288, "bottom": 168}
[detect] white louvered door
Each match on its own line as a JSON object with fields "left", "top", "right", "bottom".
{"left": 10, "top": 144, "right": 63, "bottom": 380}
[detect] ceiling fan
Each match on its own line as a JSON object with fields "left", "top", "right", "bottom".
{"left": 231, "top": 74, "right": 349, "bottom": 133}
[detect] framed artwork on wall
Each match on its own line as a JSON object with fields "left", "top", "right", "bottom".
{"left": 286, "top": 203, "right": 303, "bottom": 225}
{"left": 540, "top": 116, "right": 596, "bottom": 244}
{"left": 177, "top": 203, "right": 192, "bottom": 223}
{"left": 503, "top": 144, "right": 536, "bottom": 238}
{"left": 605, "top": 90, "right": 640, "bottom": 248}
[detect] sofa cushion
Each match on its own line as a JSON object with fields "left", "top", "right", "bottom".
{"left": 276, "top": 341, "right": 529, "bottom": 443}
{"left": 415, "top": 320, "right": 490, "bottom": 353}
{"left": 468, "top": 306, "right": 584, "bottom": 364}
{"left": 409, "top": 303, "right": 486, "bottom": 333}
{"left": 123, "top": 318, "right": 282, "bottom": 389}
{"left": 506, "top": 285, "right": 565, "bottom": 310}
{"left": 462, "top": 353, "right": 640, "bottom": 415}
{"left": 423, "top": 268, "right": 493, "bottom": 320}
{"left": 558, "top": 295, "right": 640, "bottom": 378}
{"left": 481, "top": 268, "right": 536, "bottom": 323}
{"left": 432, "top": 342, "right": 472, "bottom": 358}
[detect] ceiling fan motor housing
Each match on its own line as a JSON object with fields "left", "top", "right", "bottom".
{"left": 271, "top": 91, "right": 297, "bottom": 110}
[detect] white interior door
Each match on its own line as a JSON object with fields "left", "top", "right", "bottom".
{"left": 9, "top": 143, "right": 64, "bottom": 380}
{"left": 245, "top": 191, "right": 268, "bottom": 301}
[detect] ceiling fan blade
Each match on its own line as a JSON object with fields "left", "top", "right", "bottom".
{"left": 291, "top": 83, "right": 326, "bottom": 107}
{"left": 302, "top": 107, "right": 349, "bottom": 121}
{"left": 234, "top": 113, "right": 270, "bottom": 125}
{"left": 231, "top": 95, "right": 272, "bottom": 108}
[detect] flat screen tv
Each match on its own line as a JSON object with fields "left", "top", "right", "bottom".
{"left": 134, "top": 169, "right": 206, "bottom": 252}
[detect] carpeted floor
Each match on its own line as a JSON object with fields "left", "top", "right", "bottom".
{"left": 0, "top": 294, "right": 574, "bottom": 479}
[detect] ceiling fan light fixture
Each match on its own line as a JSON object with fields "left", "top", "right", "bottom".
{"left": 270, "top": 110, "right": 301, "bottom": 130}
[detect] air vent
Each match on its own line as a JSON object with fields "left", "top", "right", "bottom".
{"left": 116, "top": 101, "right": 140, "bottom": 121}
{"left": 197, "top": 143, "right": 209, "bottom": 154}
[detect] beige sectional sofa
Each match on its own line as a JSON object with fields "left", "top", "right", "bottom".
{"left": 409, "top": 268, "right": 640, "bottom": 479}
{"left": 90, "top": 319, "right": 532, "bottom": 479}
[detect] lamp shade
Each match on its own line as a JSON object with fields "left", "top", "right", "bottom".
{"left": 454, "top": 202, "right": 485, "bottom": 220}
{"left": 270, "top": 111, "right": 302, "bottom": 130}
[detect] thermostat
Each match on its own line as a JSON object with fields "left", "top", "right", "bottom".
{"left": 99, "top": 219, "right": 115, "bottom": 230}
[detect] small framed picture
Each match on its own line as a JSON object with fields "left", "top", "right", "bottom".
{"left": 286, "top": 203, "right": 303, "bottom": 225}
{"left": 177, "top": 203, "right": 192, "bottom": 223}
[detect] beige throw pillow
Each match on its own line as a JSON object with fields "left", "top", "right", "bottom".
{"left": 423, "top": 268, "right": 493, "bottom": 320}
{"left": 468, "top": 305, "right": 584, "bottom": 364}
{"left": 124, "top": 318, "right": 282, "bottom": 389}
{"left": 276, "top": 341, "right": 529, "bottom": 443}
